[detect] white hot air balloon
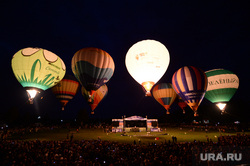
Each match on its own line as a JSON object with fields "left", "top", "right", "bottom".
{"left": 125, "top": 39, "right": 170, "bottom": 96}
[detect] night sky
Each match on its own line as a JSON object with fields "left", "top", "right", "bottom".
{"left": 1, "top": 1, "right": 249, "bottom": 123}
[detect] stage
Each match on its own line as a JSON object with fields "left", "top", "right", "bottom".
{"left": 112, "top": 115, "right": 160, "bottom": 132}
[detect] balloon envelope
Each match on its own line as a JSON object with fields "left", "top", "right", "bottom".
{"left": 71, "top": 47, "right": 114, "bottom": 96}
{"left": 205, "top": 69, "right": 239, "bottom": 111}
{"left": 81, "top": 84, "right": 108, "bottom": 114}
{"left": 125, "top": 40, "right": 170, "bottom": 96}
{"left": 11, "top": 47, "right": 66, "bottom": 102}
{"left": 176, "top": 95, "right": 188, "bottom": 114}
{"left": 152, "top": 83, "right": 177, "bottom": 114}
{"left": 51, "top": 75, "right": 80, "bottom": 110}
{"left": 172, "top": 66, "right": 207, "bottom": 116}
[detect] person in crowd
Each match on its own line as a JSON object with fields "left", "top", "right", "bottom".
{"left": 0, "top": 133, "right": 248, "bottom": 165}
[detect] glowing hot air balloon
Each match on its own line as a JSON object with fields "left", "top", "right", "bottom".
{"left": 71, "top": 47, "right": 114, "bottom": 101}
{"left": 51, "top": 75, "right": 80, "bottom": 110}
{"left": 152, "top": 83, "right": 177, "bottom": 114}
{"left": 172, "top": 66, "right": 208, "bottom": 116}
{"left": 11, "top": 47, "right": 66, "bottom": 103}
{"left": 125, "top": 40, "right": 170, "bottom": 96}
{"left": 81, "top": 84, "right": 108, "bottom": 114}
{"left": 205, "top": 69, "right": 239, "bottom": 113}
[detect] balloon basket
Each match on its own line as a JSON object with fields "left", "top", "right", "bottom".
{"left": 194, "top": 113, "right": 199, "bottom": 117}
{"left": 145, "top": 91, "right": 152, "bottom": 97}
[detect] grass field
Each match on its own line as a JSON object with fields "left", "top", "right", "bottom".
{"left": 19, "top": 127, "right": 248, "bottom": 144}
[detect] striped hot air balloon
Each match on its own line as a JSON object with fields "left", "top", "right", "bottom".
{"left": 71, "top": 47, "right": 114, "bottom": 99}
{"left": 205, "top": 69, "right": 239, "bottom": 113}
{"left": 152, "top": 83, "right": 177, "bottom": 114}
{"left": 81, "top": 84, "right": 108, "bottom": 114}
{"left": 172, "top": 66, "right": 208, "bottom": 116}
{"left": 51, "top": 75, "right": 80, "bottom": 110}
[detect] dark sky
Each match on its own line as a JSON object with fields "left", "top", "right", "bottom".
{"left": 1, "top": 1, "right": 249, "bottom": 122}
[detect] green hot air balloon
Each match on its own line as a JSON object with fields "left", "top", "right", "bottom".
{"left": 11, "top": 47, "right": 66, "bottom": 103}
{"left": 205, "top": 69, "right": 239, "bottom": 113}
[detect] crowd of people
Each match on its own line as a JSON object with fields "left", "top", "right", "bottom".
{"left": 0, "top": 133, "right": 249, "bottom": 165}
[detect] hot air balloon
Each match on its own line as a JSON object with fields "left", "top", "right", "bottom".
{"left": 176, "top": 95, "right": 188, "bottom": 114}
{"left": 11, "top": 47, "right": 66, "bottom": 103}
{"left": 71, "top": 47, "right": 114, "bottom": 101}
{"left": 172, "top": 66, "right": 208, "bottom": 116}
{"left": 152, "top": 83, "right": 177, "bottom": 114}
{"left": 125, "top": 40, "right": 170, "bottom": 96}
{"left": 205, "top": 69, "right": 239, "bottom": 114}
{"left": 51, "top": 75, "right": 80, "bottom": 110}
{"left": 81, "top": 84, "right": 108, "bottom": 114}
